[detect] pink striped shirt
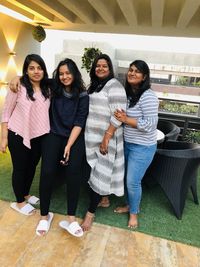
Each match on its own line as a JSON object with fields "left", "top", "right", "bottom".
{"left": 1, "top": 85, "right": 50, "bottom": 149}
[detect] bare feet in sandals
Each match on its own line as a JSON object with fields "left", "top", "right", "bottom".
{"left": 114, "top": 205, "right": 129, "bottom": 213}
{"left": 128, "top": 214, "right": 138, "bottom": 229}
{"left": 98, "top": 196, "right": 110, "bottom": 208}
{"left": 81, "top": 211, "right": 95, "bottom": 232}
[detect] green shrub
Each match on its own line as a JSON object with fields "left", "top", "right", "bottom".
{"left": 183, "top": 130, "right": 200, "bottom": 144}
{"left": 81, "top": 47, "right": 102, "bottom": 73}
{"left": 176, "top": 77, "right": 188, "bottom": 86}
{"left": 159, "top": 100, "right": 198, "bottom": 115}
{"left": 192, "top": 81, "right": 200, "bottom": 87}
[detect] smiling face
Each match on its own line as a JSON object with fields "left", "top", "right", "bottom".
{"left": 127, "top": 64, "right": 146, "bottom": 88}
{"left": 59, "top": 64, "right": 74, "bottom": 88}
{"left": 95, "top": 59, "right": 110, "bottom": 80}
{"left": 26, "top": 61, "right": 44, "bottom": 83}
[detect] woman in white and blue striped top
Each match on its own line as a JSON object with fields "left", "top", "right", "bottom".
{"left": 114, "top": 60, "right": 159, "bottom": 229}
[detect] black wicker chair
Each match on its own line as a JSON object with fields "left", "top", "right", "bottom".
{"left": 144, "top": 120, "right": 180, "bottom": 182}
{"left": 157, "top": 119, "right": 180, "bottom": 146}
{"left": 146, "top": 141, "right": 200, "bottom": 219}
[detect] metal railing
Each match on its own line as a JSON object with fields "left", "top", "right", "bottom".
{"left": 157, "top": 94, "right": 200, "bottom": 136}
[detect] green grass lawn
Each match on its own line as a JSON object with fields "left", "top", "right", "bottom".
{"left": 1, "top": 151, "right": 200, "bottom": 247}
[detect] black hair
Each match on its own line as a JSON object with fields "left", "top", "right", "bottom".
{"left": 88, "top": 54, "right": 114, "bottom": 94}
{"left": 20, "top": 54, "right": 49, "bottom": 101}
{"left": 52, "top": 58, "right": 86, "bottom": 98}
{"left": 125, "top": 60, "right": 151, "bottom": 107}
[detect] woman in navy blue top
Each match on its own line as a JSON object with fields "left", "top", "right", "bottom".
{"left": 36, "top": 58, "right": 89, "bottom": 237}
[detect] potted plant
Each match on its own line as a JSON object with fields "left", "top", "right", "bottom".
{"left": 183, "top": 130, "right": 200, "bottom": 144}
{"left": 81, "top": 47, "right": 102, "bottom": 73}
{"left": 32, "top": 25, "right": 46, "bottom": 42}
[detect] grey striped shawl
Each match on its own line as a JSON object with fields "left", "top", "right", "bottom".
{"left": 85, "top": 78, "right": 127, "bottom": 196}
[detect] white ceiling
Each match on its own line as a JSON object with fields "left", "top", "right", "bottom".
{"left": 1, "top": 0, "right": 200, "bottom": 37}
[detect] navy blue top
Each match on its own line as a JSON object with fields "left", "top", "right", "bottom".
{"left": 49, "top": 89, "right": 89, "bottom": 138}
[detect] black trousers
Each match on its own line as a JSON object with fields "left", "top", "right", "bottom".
{"left": 83, "top": 162, "right": 102, "bottom": 213}
{"left": 88, "top": 188, "right": 102, "bottom": 213}
{"left": 8, "top": 130, "right": 42, "bottom": 203}
{"left": 39, "top": 132, "right": 85, "bottom": 216}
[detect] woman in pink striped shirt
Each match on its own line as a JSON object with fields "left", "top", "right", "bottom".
{"left": 0, "top": 54, "right": 50, "bottom": 216}
{"left": 6, "top": 58, "right": 89, "bottom": 237}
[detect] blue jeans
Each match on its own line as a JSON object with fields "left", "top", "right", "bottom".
{"left": 124, "top": 142, "right": 157, "bottom": 214}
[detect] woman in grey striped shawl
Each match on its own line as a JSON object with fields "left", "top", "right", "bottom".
{"left": 81, "top": 54, "right": 127, "bottom": 231}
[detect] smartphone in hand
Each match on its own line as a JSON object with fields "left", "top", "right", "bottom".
{"left": 60, "top": 157, "right": 69, "bottom": 166}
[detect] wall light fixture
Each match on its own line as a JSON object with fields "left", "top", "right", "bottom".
{"left": 0, "top": 81, "right": 8, "bottom": 86}
{"left": 9, "top": 51, "right": 16, "bottom": 56}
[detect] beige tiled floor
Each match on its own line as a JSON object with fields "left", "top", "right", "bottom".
{"left": 0, "top": 200, "right": 199, "bottom": 267}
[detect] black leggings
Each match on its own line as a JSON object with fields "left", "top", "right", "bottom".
{"left": 84, "top": 163, "right": 102, "bottom": 213}
{"left": 88, "top": 188, "right": 102, "bottom": 213}
{"left": 39, "top": 132, "right": 85, "bottom": 216}
{"left": 8, "top": 130, "right": 41, "bottom": 203}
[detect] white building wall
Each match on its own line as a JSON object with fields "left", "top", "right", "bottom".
{"left": 55, "top": 39, "right": 200, "bottom": 86}
{"left": 55, "top": 40, "right": 116, "bottom": 86}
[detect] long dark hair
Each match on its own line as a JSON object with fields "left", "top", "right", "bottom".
{"left": 125, "top": 60, "right": 151, "bottom": 107}
{"left": 53, "top": 58, "right": 86, "bottom": 98}
{"left": 88, "top": 54, "right": 114, "bottom": 94}
{"left": 20, "top": 54, "right": 49, "bottom": 101}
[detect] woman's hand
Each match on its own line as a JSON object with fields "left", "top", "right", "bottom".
{"left": 114, "top": 109, "right": 127, "bottom": 123}
{"left": 9, "top": 76, "right": 21, "bottom": 93}
{"left": 63, "top": 144, "right": 71, "bottom": 163}
{"left": 99, "top": 135, "right": 109, "bottom": 155}
{"left": 0, "top": 137, "right": 8, "bottom": 153}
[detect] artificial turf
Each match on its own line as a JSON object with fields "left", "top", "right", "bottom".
{"left": 0, "top": 151, "right": 200, "bottom": 247}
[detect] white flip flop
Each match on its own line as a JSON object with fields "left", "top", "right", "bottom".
{"left": 36, "top": 212, "right": 54, "bottom": 236}
{"left": 59, "top": 220, "right": 83, "bottom": 237}
{"left": 27, "top": 196, "right": 40, "bottom": 205}
{"left": 10, "top": 202, "right": 35, "bottom": 216}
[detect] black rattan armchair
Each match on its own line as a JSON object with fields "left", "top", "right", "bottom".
{"left": 147, "top": 141, "right": 200, "bottom": 219}
{"left": 157, "top": 119, "right": 180, "bottom": 145}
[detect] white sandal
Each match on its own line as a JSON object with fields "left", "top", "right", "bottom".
{"left": 36, "top": 212, "right": 54, "bottom": 236}
{"left": 10, "top": 202, "right": 35, "bottom": 216}
{"left": 27, "top": 196, "right": 40, "bottom": 205}
{"left": 59, "top": 220, "right": 83, "bottom": 237}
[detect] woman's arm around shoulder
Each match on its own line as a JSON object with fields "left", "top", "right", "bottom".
{"left": 9, "top": 76, "right": 21, "bottom": 93}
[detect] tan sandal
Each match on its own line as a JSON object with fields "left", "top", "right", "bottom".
{"left": 98, "top": 197, "right": 110, "bottom": 208}
{"left": 81, "top": 211, "right": 95, "bottom": 232}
